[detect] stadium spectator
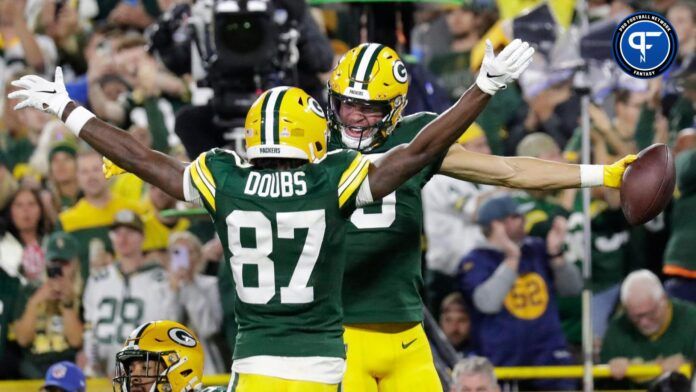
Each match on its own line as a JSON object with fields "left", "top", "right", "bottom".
{"left": 509, "top": 80, "right": 580, "bottom": 153}
{"left": 167, "top": 231, "right": 224, "bottom": 374}
{"left": 410, "top": 5, "right": 453, "bottom": 67}
{"left": 439, "top": 292, "right": 472, "bottom": 357}
{"left": 0, "top": 0, "right": 58, "bottom": 78}
{"left": 46, "top": 142, "right": 80, "bottom": 212}
{"left": 0, "top": 186, "right": 53, "bottom": 282}
{"left": 666, "top": 2, "right": 695, "bottom": 70}
{"left": 96, "top": 0, "right": 159, "bottom": 30}
{"left": 12, "top": 232, "right": 83, "bottom": 378}
{"left": 427, "top": 4, "right": 481, "bottom": 101}
{"left": 57, "top": 150, "right": 145, "bottom": 280}
{"left": 458, "top": 195, "right": 581, "bottom": 390}
{"left": 513, "top": 133, "right": 572, "bottom": 237}
{"left": 141, "top": 186, "right": 189, "bottom": 264}
{"left": 2, "top": 71, "right": 51, "bottom": 174}
{"left": 81, "top": 209, "right": 176, "bottom": 377}
{"left": 601, "top": 270, "right": 696, "bottom": 382}
{"left": 37, "top": 0, "right": 91, "bottom": 77}
{"left": 663, "top": 149, "right": 696, "bottom": 302}
{"left": 423, "top": 123, "right": 494, "bottom": 315}
{"left": 450, "top": 356, "right": 499, "bottom": 392}
{"left": 39, "top": 360, "right": 85, "bottom": 392}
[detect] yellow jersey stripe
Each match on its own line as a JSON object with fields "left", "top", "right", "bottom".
{"left": 194, "top": 158, "right": 216, "bottom": 197}
{"left": 197, "top": 152, "right": 216, "bottom": 192}
{"left": 338, "top": 153, "right": 365, "bottom": 191}
{"left": 339, "top": 155, "right": 370, "bottom": 196}
{"left": 190, "top": 163, "right": 216, "bottom": 211}
{"left": 338, "top": 157, "right": 370, "bottom": 208}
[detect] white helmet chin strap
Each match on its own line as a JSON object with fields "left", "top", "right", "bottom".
{"left": 340, "top": 125, "right": 379, "bottom": 151}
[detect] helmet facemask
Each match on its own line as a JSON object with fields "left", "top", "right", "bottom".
{"left": 113, "top": 350, "right": 176, "bottom": 392}
{"left": 328, "top": 91, "right": 398, "bottom": 152}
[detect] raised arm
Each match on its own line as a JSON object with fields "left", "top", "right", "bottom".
{"left": 7, "top": 68, "right": 187, "bottom": 200}
{"left": 368, "top": 39, "right": 534, "bottom": 200}
{"left": 439, "top": 136, "right": 637, "bottom": 190}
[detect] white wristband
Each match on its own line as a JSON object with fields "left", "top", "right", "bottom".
{"left": 65, "top": 106, "right": 95, "bottom": 136}
{"left": 580, "top": 164, "right": 604, "bottom": 187}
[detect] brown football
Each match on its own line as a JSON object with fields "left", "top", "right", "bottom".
{"left": 620, "top": 144, "right": 675, "bottom": 226}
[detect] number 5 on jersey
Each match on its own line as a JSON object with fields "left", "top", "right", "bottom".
{"left": 227, "top": 210, "right": 325, "bottom": 304}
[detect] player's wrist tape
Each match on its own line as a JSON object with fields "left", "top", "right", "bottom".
{"left": 580, "top": 164, "right": 604, "bottom": 187}
{"left": 65, "top": 106, "right": 95, "bottom": 136}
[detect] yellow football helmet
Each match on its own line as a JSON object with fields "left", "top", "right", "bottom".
{"left": 327, "top": 43, "right": 409, "bottom": 151}
{"left": 113, "top": 320, "right": 204, "bottom": 392}
{"left": 245, "top": 86, "right": 328, "bottom": 162}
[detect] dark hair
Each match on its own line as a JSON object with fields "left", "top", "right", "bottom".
{"left": 481, "top": 224, "right": 493, "bottom": 238}
{"left": 252, "top": 158, "right": 307, "bottom": 170}
{"left": 0, "top": 186, "right": 52, "bottom": 244}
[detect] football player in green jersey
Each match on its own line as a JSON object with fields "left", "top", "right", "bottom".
{"left": 327, "top": 42, "right": 637, "bottom": 391}
{"left": 8, "top": 38, "right": 534, "bottom": 390}
{"left": 114, "top": 320, "right": 226, "bottom": 392}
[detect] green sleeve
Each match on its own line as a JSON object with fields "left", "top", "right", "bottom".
{"left": 600, "top": 316, "right": 628, "bottom": 362}
{"left": 11, "top": 284, "right": 37, "bottom": 321}
{"left": 217, "top": 256, "right": 237, "bottom": 356}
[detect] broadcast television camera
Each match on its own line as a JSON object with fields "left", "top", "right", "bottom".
{"left": 147, "top": 0, "right": 305, "bottom": 130}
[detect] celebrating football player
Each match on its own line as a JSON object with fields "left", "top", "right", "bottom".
{"left": 8, "top": 39, "right": 534, "bottom": 391}
{"left": 327, "top": 42, "right": 636, "bottom": 391}
{"left": 113, "top": 320, "right": 225, "bottom": 392}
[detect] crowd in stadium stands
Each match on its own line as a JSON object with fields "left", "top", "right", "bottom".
{"left": 0, "top": 0, "right": 692, "bottom": 391}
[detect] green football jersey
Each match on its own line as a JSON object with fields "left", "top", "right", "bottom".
{"left": 565, "top": 199, "right": 630, "bottom": 291}
{"left": 513, "top": 191, "right": 570, "bottom": 238}
{"left": 186, "top": 148, "right": 370, "bottom": 360}
{"left": 0, "top": 268, "right": 21, "bottom": 359}
{"left": 329, "top": 112, "right": 445, "bottom": 324}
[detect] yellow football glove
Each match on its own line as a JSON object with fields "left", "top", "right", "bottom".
{"left": 102, "top": 157, "right": 127, "bottom": 179}
{"left": 604, "top": 154, "right": 638, "bottom": 188}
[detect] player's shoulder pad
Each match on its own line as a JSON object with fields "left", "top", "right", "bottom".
{"left": 399, "top": 111, "right": 437, "bottom": 128}
{"left": 389, "top": 111, "right": 438, "bottom": 142}
{"left": 206, "top": 148, "right": 251, "bottom": 168}
{"left": 316, "top": 148, "right": 361, "bottom": 166}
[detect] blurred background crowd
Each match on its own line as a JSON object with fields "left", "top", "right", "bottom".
{"left": 0, "top": 0, "right": 693, "bottom": 391}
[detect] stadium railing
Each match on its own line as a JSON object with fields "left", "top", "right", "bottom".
{"left": 0, "top": 364, "right": 690, "bottom": 391}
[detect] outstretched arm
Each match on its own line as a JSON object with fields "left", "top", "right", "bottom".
{"left": 439, "top": 142, "right": 637, "bottom": 190}
{"left": 369, "top": 39, "right": 534, "bottom": 200}
{"left": 8, "top": 68, "right": 187, "bottom": 200}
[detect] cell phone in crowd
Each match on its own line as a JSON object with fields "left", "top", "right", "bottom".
{"left": 55, "top": 0, "right": 66, "bottom": 21}
{"left": 46, "top": 261, "right": 63, "bottom": 278}
{"left": 171, "top": 245, "right": 190, "bottom": 272}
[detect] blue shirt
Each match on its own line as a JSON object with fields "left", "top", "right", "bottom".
{"left": 458, "top": 237, "right": 570, "bottom": 367}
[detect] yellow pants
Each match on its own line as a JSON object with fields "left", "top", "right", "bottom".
{"left": 227, "top": 372, "right": 342, "bottom": 391}
{"left": 342, "top": 323, "right": 443, "bottom": 392}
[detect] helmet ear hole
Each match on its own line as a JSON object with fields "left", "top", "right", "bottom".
{"left": 315, "top": 142, "right": 323, "bottom": 151}
{"left": 180, "top": 369, "right": 193, "bottom": 377}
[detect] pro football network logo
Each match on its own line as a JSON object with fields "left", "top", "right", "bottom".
{"left": 611, "top": 12, "right": 678, "bottom": 78}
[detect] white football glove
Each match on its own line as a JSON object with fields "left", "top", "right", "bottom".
{"left": 476, "top": 39, "right": 535, "bottom": 95}
{"left": 7, "top": 67, "right": 71, "bottom": 118}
